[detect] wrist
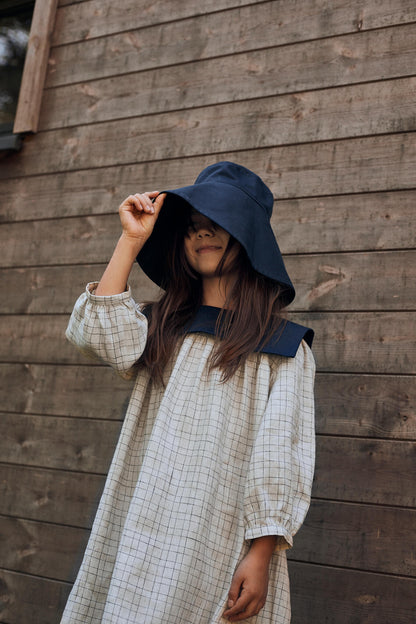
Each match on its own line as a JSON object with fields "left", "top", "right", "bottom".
{"left": 249, "top": 536, "right": 276, "bottom": 561}
{"left": 118, "top": 232, "right": 146, "bottom": 257}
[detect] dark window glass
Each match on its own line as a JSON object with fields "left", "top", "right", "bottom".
{"left": 0, "top": 1, "right": 34, "bottom": 132}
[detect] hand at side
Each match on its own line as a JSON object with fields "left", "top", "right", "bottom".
{"left": 223, "top": 535, "right": 276, "bottom": 622}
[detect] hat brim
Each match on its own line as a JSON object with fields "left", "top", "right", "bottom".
{"left": 137, "top": 182, "right": 295, "bottom": 305}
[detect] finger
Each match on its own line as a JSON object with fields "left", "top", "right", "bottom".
{"left": 226, "top": 598, "right": 262, "bottom": 622}
{"left": 152, "top": 192, "right": 166, "bottom": 217}
{"left": 226, "top": 571, "right": 243, "bottom": 609}
{"left": 223, "top": 591, "right": 252, "bottom": 618}
{"left": 133, "top": 193, "right": 155, "bottom": 214}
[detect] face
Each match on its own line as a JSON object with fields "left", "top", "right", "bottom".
{"left": 183, "top": 212, "right": 236, "bottom": 279}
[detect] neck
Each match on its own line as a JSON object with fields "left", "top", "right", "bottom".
{"left": 201, "top": 275, "right": 234, "bottom": 308}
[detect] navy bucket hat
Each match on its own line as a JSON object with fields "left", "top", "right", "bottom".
{"left": 137, "top": 161, "right": 295, "bottom": 305}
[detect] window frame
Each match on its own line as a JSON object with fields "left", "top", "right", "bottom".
{"left": 0, "top": 0, "right": 58, "bottom": 148}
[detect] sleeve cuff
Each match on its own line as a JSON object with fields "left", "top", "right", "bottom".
{"left": 245, "top": 524, "right": 293, "bottom": 552}
{"left": 85, "top": 282, "right": 133, "bottom": 304}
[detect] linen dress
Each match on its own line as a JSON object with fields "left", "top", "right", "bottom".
{"left": 60, "top": 282, "right": 315, "bottom": 624}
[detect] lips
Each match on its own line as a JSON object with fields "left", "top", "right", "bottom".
{"left": 197, "top": 245, "right": 222, "bottom": 254}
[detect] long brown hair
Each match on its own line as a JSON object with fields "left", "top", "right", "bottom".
{"left": 139, "top": 209, "right": 288, "bottom": 383}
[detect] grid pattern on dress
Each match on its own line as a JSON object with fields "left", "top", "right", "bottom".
{"left": 61, "top": 283, "right": 316, "bottom": 624}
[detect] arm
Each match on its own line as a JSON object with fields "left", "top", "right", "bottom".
{"left": 95, "top": 191, "right": 165, "bottom": 295}
{"left": 223, "top": 536, "right": 276, "bottom": 622}
{"left": 65, "top": 192, "right": 165, "bottom": 377}
{"left": 224, "top": 342, "right": 315, "bottom": 621}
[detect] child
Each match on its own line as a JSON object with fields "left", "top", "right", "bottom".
{"left": 60, "top": 161, "right": 315, "bottom": 623}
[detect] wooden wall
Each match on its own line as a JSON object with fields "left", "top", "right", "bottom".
{"left": 1, "top": 0, "right": 415, "bottom": 621}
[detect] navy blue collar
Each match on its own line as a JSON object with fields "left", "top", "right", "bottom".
{"left": 184, "top": 306, "right": 314, "bottom": 357}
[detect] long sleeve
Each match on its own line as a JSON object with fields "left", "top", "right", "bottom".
{"left": 65, "top": 282, "right": 148, "bottom": 380}
{"left": 243, "top": 340, "right": 316, "bottom": 551}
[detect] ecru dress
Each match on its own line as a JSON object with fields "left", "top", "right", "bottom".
{"left": 60, "top": 283, "right": 315, "bottom": 624}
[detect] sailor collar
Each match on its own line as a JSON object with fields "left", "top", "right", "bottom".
{"left": 184, "top": 305, "right": 314, "bottom": 357}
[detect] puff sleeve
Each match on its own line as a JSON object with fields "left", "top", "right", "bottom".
{"left": 243, "top": 340, "right": 316, "bottom": 551}
{"left": 65, "top": 282, "right": 148, "bottom": 380}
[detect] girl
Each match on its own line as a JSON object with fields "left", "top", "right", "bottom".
{"left": 61, "top": 161, "right": 315, "bottom": 623}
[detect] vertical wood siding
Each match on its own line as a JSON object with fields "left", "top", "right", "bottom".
{"left": 0, "top": 0, "right": 415, "bottom": 621}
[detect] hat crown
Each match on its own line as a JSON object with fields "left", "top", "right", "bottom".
{"left": 194, "top": 161, "right": 274, "bottom": 219}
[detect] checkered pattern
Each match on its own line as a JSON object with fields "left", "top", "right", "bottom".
{"left": 61, "top": 283, "right": 315, "bottom": 624}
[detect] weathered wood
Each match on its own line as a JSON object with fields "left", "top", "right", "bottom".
{"left": 13, "top": 0, "right": 59, "bottom": 133}
{"left": 40, "top": 74, "right": 416, "bottom": 146}
{"left": 0, "top": 413, "right": 121, "bottom": 473}
{"left": 48, "top": 3, "right": 416, "bottom": 87}
{"left": 0, "top": 569, "right": 70, "bottom": 624}
{"left": 0, "top": 516, "right": 88, "bottom": 582}
{"left": 1, "top": 501, "right": 414, "bottom": 585}
{"left": 315, "top": 374, "right": 416, "bottom": 440}
{"left": 54, "top": 0, "right": 268, "bottom": 44}
{"left": 40, "top": 25, "right": 416, "bottom": 124}
{"left": 1, "top": 134, "right": 415, "bottom": 204}
{"left": 2, "top": 311, "right": 415, "bottom": 375}
{"left": 0, "top": 463, "right": 104, "bottom": 527}
{"left": 1, "top": 250, "right": 414, "bottom": 312}
{"left": 1, "top": 364, "right": 414, "bottom": 439}
{"left": 289, "top": 500, "right": 416, "bottom": 576}
{"left": 314, "top": 437, "right": 416, "bottom": 506}
{"left": 52, "top": 0, "right": 416, "bottom": 48}
{"left": 289, "top": 561, "right": 416, "bottom": 624}
{"left": 0, "top": 363, "right": 132, "bottom": 420}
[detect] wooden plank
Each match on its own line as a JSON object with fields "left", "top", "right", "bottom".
{"left": 289, "top": 500, "right": 416, "bottom": 576}
{"left": 1, "top": 364, "right": 414, "bottom": 440}
{"left": 0, "top": 312, "right": 415, "bottom": 375}
{"left": 47, "top": 3, "right": 416, "bottom": 87}
{"left": 0, "top": 438, "right": 414, "bottom": 529}
{"left": 0, "top": 569, "right": 70, "bottom": 624}
{"left": 2, "top": 500, "right": 414, "bottom": 585}
{"left": 1, "top": 132, "right": 415, "bottom": 198}
{"left": 13, "top": 0, "right": 58, "bottom": 133}
{"left": 0, "top": 363, "right": 132, "bottom": 420}
{"left": 288, "top": 561, "right": 416, "bottom": 624}
{"left": 314, "top": 436, "right": 416, "bottom": 506}
{"left": 0, "top": 515, "right": 88, "bottom": 582}
{"left": 296, "top": 311, "right": 416, "bottom": 375}
{"left": 40, "top": 73, "right": 416, "bottom": 141}
{"left": 53, "top": 0, "right": 267, "bottom": 44}
{"left": 0, "top": 463, "right": 104, "bottom": 527}
{"left": 315, "top": 373, "right": 416, "bottom": 440}
{"left": 0, "top": 414, "right": 121, "bottom": 473}
{"left": 1, "top": 249, "right": 415, "bottom": 312}
{"left": 28, "top": 79, "right": 416, "bottom": 169}
{"left": 40, "top": 24, "right": 416, "bottom": 122}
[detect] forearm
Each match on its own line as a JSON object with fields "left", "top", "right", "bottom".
{"left": 95, "top": 233, "right": 145, "bottom": 296}
{"left": 249, "top": 535, "right": 276, "bottom": 563}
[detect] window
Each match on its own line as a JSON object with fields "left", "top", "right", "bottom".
{"left": 0, "top": 0, "right": 34, "bottom": 150}
{"left": 0, "top": 0, "right": 58, "bottom": 152}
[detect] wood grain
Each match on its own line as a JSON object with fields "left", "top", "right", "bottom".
{"left": 54, "top": 0, "right": 268, "bottom": 44}
{"left": 52, "top": 0, "right": 416, "bottom": 48}
{"left": 1, "top": 312, "right": 415, "bottom": 375}
{"left": 289, "top": 561, "right": 416, "bottom": 624}
{"left": 289, "top": 499, "right": 416, "bottom": 576}
{"left": 0, "top": 463, "right": 104, "bottom": 527}
{"left": 1, "top": 250, "right": 414, "bottom": 311}
{"left": 314, "top": 436, "right": 416, "bottom": 506}
{"left": 0, "top": 363, "right": 132, "bottom": 420}
{"left": 39, "top": 75, "right": 416, "bottom": 140}
{"left": 13, "top": 0, "right": 58, "bottom": 133}
{"left": 0, "top": 568, "right": 70, "bottom": 624}
{"left": 1, "top": 364, "right": 414, "bottom": 439}
{"left": 0, "top": 515, "right": 88, "bottom": 582}
{"left": 1, "top": 133, "right": 415, "bottom": 198}
{"left": 0, "top": 413, "right": 121, "bottom": 473}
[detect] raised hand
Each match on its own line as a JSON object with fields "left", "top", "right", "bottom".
{"left": 119, "top": 191, "right": 165, "bottom": 244}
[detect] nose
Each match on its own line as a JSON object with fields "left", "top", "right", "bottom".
{"left": 196, "top": 225, "right": 214, "bottom": 238}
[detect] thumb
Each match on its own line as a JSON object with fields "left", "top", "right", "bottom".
{"left": 152, "top": 192, "right": 166, "bottom": 217}
{"left": 227, "top": 570, "right": 243, "bottom": 608}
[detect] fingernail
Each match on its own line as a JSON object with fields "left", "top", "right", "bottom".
{"left": 228, "top": 599, "right": 234, "bottom": 607}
